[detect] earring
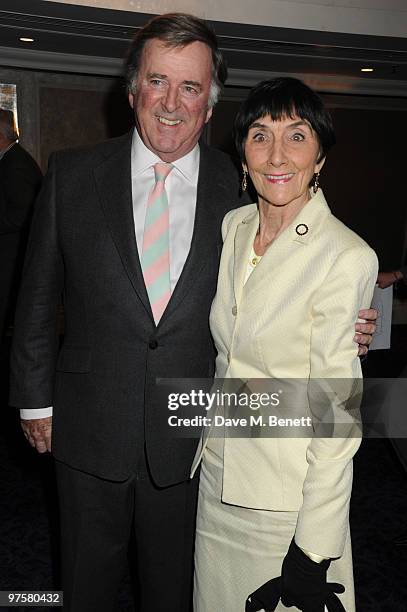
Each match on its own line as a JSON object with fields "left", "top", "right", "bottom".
{"left": 313, "top": 172, "right": 320, "bottom": 194}
{"left": 242, "top": 169, "right": 248, "bottom": 192}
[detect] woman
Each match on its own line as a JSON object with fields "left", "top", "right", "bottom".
{"left": 192, "top": 78, "right": 378, "bottom": 611}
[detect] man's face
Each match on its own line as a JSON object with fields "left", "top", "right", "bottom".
{"left": 128, "top": 38, "right": 213, "bottom": 162}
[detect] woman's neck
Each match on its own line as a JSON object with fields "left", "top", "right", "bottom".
{"left": 254, "top": 196, "right": 309, "bottom": 256}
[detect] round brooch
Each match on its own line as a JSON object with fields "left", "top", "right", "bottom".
{"left": 296, "top": 223, "right": 309, "bottom": 236}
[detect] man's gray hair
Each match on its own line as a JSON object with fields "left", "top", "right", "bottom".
{"left": 0, "top": 108, "right": 18, "bottom": 141}
{"left": 125, "top": 13, "right": 227, "bottom": 108}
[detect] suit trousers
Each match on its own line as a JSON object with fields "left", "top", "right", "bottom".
{"left": 55, "top": 453, "right": 198, "bottom": 612}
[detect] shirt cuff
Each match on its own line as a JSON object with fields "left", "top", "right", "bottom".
{"left": 20, "top": 407, "right": 53, "bottom": 420}
{"left": 298, "top": 545, "right": 329, "bottom": 563}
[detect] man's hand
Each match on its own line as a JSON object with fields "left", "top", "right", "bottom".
{"left": 21, "top": 416, "right": 52, "bottom": 453}
{"left": 355, "top": 308, "right": 377, "bottom": 356}
{"left": 377, "top": 271, "right": 402, "bottom": 289}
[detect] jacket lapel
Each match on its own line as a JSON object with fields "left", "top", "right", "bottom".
{"left": 160, "top": 145, "right": 220, "bottom": 322}
{"left": 243, "top": 190, "right": 332, "bottom": 298}
{"left": 93, "top": 132, "right": 152, "bottom": 317}
{"left": 233, "top": 209, "right": 259, "bottom": 308}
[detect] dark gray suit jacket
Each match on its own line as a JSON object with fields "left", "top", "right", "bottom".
{"left": 0, "top": 143, "right": 42, "bottom": 336}
{"left": 10, "top": 131, "right": 245, "bottom": 485}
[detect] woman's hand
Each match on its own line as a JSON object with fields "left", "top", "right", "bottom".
{"left": 280, "top": 539, "right": 344, "bottom": 611}
{"left": 245, "top": 539, "right": 346, "bottom": 612}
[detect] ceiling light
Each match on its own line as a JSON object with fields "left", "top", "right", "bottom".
{"left": 361, "top": 67, "right": 374, "bottom": 72}
{"left": 20, "top": 37, "right": 34, "bottom": 43}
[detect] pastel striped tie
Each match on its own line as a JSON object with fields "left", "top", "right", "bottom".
{"left": 141, "top": 162, "right": 173, "bottom": 323}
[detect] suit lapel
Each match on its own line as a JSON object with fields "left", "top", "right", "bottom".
{"left": 93, "top": 132, "right": 151, "bottom": 317}
{"left": 160, "top": 145, "right": 219, "bottom": 322}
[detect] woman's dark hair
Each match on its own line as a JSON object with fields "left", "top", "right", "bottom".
{"left": 125, "top": 13, "right": 227, "bottom": 107}
{"left": 234, "top": 77, "right": 335, "bottom": 163}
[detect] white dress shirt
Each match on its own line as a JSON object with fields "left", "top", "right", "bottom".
{"left": 131, "top": 128, "right": 199, "bottom": 291}
{"left": 20, "top": 128, "right": 200, "bottom": 420}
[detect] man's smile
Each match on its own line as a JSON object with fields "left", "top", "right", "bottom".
{"left": 156, "top": 115, "right": 183, "bottom": 126}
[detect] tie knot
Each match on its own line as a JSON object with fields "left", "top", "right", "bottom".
{"left": 154, "top": 162, "right": 173, "bottom": 183}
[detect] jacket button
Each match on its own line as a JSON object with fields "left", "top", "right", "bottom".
{"left": 232, "top": 305, "right": 237, "bottom": 316}
{"left": 149, "top": 340, "right": 158, "bottom": 350}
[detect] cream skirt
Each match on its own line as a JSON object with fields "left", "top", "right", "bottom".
{"left": 194, "top": 444, "right": 355, "bottom": 612}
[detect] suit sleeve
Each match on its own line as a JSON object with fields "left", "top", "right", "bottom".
{"left": 0, "top": 153, "right": 42, "bottom": 234}
{"left": 9, "top": 153, "right": 64, "bottom": 409}
{"left": 294, "top": 245, "right": 378, "bottom": 559}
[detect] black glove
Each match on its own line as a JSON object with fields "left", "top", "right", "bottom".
{"left": 245, "top": 539, "right": 346, "bottom": 612}
{"left": 280, "top": 539, "right": 345, "bottom": 611}
{"left": 245, "top": 576, "right": 281, "bottom": 612}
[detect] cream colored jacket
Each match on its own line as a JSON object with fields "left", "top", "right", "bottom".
{"left": 192, "top": 190, "right": 378, "bottom": 558}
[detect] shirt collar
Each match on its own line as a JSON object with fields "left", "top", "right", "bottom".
{"left": 131, "top": 127, "right": 199, "bottom": 184}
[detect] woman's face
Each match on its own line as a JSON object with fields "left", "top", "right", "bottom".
{"left": 243, "top": 113, "right": 325, "bottom": 210}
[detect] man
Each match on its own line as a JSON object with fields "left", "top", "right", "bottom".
{"left": 0, "top": 109, "right": 42, "bottom": 341}
{"left": 10, "top": 13, "right": 376, "bottom": 612}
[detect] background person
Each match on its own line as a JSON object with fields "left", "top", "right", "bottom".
{"left": 377, "top": 268, "right": 407, "bottom": 289}
{"left": 0, "top": 108, "right": 42, "bottom": 342}
{"left": 377, "top": 265, "right": 407, "bottom": 547}
{"left": 192, "top": 77, "right": 378, "bottom": 612}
